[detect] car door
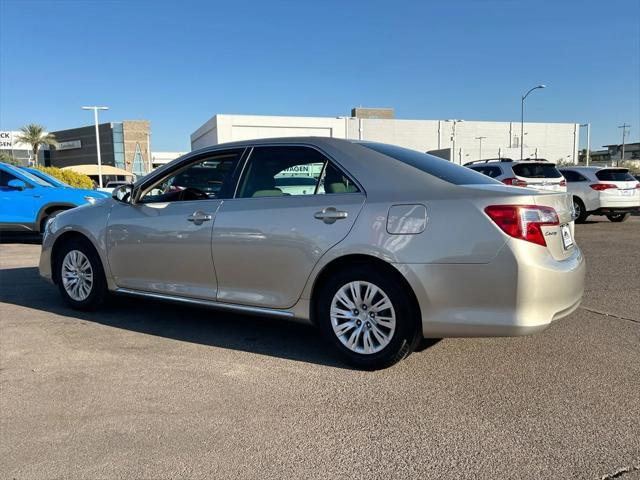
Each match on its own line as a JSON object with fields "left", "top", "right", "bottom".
{"left": 0, "top": 168, "right": 36, "bottom": 229}
{"left": 106, "top": 149, "right": 244, "bottom": 299}
{"left": 211, "top": 145, "right": 366, "bottom": 309}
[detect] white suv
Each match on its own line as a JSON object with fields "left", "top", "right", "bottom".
{"left": 559, "top": 166, "right": 640, "bottom": 223}
{"left": 466, "top": 159, "right": 567, "bottom": 193}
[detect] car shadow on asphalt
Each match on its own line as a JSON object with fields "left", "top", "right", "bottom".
{"left": 0, "top": 233, "right": 42, "bottom": 244}
{"left": 0, "top": 266, "right": 438, "bottom": 369}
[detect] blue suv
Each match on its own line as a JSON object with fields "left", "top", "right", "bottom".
{"left": 0, "top": 162, "right": 109, "bottom": 233}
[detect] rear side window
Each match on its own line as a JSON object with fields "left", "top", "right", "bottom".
{"left": 360, "top": 142, "right": 498, "bottom": 185}
{"left": 560, "top": 170, "right": 587, "bottom": 182}
{"left": 470, "top": 166, "right": 502, "bottom": 178}
{"left": 595, "top": 169, "right": 635, "bottom": 182}
{"left": 512, "top": 163, "right": 562, "bottom": 179}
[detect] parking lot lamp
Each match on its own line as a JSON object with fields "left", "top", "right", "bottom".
{"left": 445, "top": 119, "right": 464, "bottom": 164}
{"left": 520, "top": 85, "right": 546, "bottom": 160}
{"left": 580, "top": 123, "right": 591, "bottom": 165}
{"left": 81, "top": 106, "right": 109, "bottom": 188}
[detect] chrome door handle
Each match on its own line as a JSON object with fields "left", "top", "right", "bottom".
{"left": 314, "top": 207, "right": 348, "bottom": 224}
{"left": 187, "top": 211, "right": 213, "bottom": 225}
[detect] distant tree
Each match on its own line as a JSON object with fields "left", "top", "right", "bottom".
{"left": 0, "top": 151, "right": 20, "bottom": 165}
{"left": 15, "top": 124, "right": 58, "bottom": 165}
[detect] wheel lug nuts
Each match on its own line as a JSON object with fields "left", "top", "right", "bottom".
{"left": 369, "top": 312, "right": 374, "bottom": 317}
{"left": 362, "top": 305, "right": 367, "bottom": 310}
{"left": 366, "top": 322, "right": 371, "bottom": 328}
{"left": 356, "top": 320, "right": 362, "bottom": 326}
{"left": 354, "top": 310, "right": 359, "bottom": 315}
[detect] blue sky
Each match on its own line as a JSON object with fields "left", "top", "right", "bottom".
{"left": 1, "top": 0, "right": 638, "bottom": 151}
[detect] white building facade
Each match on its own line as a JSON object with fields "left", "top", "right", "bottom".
{"left": 191, "top": 114, "right": 580, "bottom": 164}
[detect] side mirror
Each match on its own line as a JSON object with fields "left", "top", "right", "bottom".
{"left": 112, "top": 184, "right": 134, "bottom": 203}
{"left": 7, "top": 179, "right": 27, "bottom": 191}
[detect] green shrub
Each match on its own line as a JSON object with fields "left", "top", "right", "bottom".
{"left": 35, "top": 166, "right": 94, "bottom": 189}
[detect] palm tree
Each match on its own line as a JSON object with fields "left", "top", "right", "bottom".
{"left": 15, "top": 124, "right": 58, "bottom": 165}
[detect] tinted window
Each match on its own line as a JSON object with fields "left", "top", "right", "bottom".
{"left": 470, "top": 165, "right": 502, "bottom": 178}
{"left": 0, "top": 169, "right": 18, "bottom": 188}
{"left": 359, "top": 142, "right": 498, "bottom": 185}
{"left": 512, "top": 163, "right": 562, "bottom": 179}
{"left": 560, "top": 170, "right": 587, "bottom": 182}
{"left": 1, "top": 163, "right": 49, "bottom": 187}
{"left": 595, "top": 169, "right": 635, "bottom": 182}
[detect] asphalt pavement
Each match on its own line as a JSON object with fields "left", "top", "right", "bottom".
{"left": 1, "top": 217, "right": 638, "bottom": 479}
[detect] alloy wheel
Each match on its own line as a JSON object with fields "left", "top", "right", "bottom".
{"left": 61, "top": 250, "right": 94, "bottom": 301}
{"left": 330, "top": 281, "right": 396, "bottom": 355}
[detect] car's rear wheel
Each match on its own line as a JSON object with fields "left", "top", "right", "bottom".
{"left": 317, "top": 265, "right": 419, "bottom": 370}
{"left": 606, "top": 213, "right": 630, "bottom": 223}
{"left": 573, "top": 197, "right": 588, "bottom": 223}
{"left": 55, "top": 237, "right": 108, "bottom": 310}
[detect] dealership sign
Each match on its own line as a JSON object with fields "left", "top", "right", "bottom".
{"left": 56, "top": 140, "right": 82, "bottom": 151}
{"left": 0, "top": 131, "right": 13, "bottom": 149}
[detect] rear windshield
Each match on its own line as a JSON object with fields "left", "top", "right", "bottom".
{"left": 358, "top": 142, "right": 499, "bottom": 185}
{"left": 595, "top": 169, "right": 635, "bottom": 182}
{"left": 512, "top": 163, "right": 562, "bottom": 179}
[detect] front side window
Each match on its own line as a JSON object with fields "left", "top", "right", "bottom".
{"left": 0, "top": 170, "right": 19, "bottom": 188}
{"left": 140, "top": 150, "right": 242, "bottom": 203}
{"left": 237, "top": 146, "right": 359, "bottom": 198}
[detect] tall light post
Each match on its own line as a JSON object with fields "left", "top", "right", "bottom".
{"left": 445, "top": 119, "right": 464, "bottom": 164}
{"left": 475, "top": 136, "right": 487, "bottom": 161}
{"left": 579, "top": 123, "right": 591, "bottom": 165}
{"left": 618, "top": 123, "right": 630, "bottom": 166}
{"left": 81, "top": 106, "right": 109, "bottom": 187}
{"left": 520, "top": 84, "right": 546, "bottom": 160}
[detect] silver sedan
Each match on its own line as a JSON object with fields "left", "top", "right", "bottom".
{"left": 39, "top": 138, "right": 585, "bottom": 369}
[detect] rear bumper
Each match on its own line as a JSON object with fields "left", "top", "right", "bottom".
{"left": 593, "top": 206, "right": 640, "bottom": 214}
{"left": 397, "top": 241, "right": 585, "bottom": 338}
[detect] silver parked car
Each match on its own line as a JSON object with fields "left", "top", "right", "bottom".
{"left": 40, "top": 138, "right": 585, "bottom": 369}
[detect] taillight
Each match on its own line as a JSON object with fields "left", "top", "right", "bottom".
{"left": 484, "top": 205, "right": 559, "bottom": 247}
{"left": 590, "top": 183, "right": 617, "bottom": 191}
{"left": 635, "top": 183, "right": 640, "bottom": 189}
{"left": 502, "top": 177, "right": 528, "bottom": 187}
{"left": 559, "top": 179, "right": 567, "bottom": 187}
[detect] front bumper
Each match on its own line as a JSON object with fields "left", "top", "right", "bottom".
{"left": 397, "top": 240, "right": 585, "bottom": 338}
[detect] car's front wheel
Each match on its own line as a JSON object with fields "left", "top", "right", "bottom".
{"left": 606, "top": 213, "right": 631, "bottom": 223}
{"left": 317, "top": 265, "right": 419, "bottom": 370}
{"left": 55, "top": 237, "right": 108, "bottom": 310}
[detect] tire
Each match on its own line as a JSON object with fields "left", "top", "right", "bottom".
{"left": 55, "top": 237, "right": 108, "bottom": 310}
{"left": 606, "top": 213, "right": 630, "bottom": 223}
{"left": 316, "top": 264, "right": 420, "bottom": 370}
{"left": 40, "top": 209, "right": 64, "bottom": 233}
{"left": 573, "top": 197, "right": 588, "bottom": 224}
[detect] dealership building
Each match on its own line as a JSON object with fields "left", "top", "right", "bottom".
{"left": 49, "top": 120, "right": 152, "bottom": 176}
{"left": 191, "top": 108, "right": 581, "bottom": 164}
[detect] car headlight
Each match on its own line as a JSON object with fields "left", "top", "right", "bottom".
{"left": 84, "top": 196, "right": 97, "bottom": 204}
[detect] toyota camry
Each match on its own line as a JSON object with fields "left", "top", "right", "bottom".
{"left": 40, "top": 138, "right": 585, "bottom": 369}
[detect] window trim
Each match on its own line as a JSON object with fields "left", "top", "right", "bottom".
{"left": 231, "top": 144, "right": 364, "bottom": 200}
{"left": 133, "top": 148, "right": 248, "bottom": 203}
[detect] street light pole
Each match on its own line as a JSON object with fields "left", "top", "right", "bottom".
{"left": 580, "top": 123, "right": 591, "bottom": 165}
{"left": 475, "top": 136, "right": 487, "bottom": 160}
{"left": 520, "top": 84, "right": 546, "bottom": 161}
{"left": 81, "top": 106, "right": 109, "bottom": 188}
{"left": 618, "top": 123, "right": 630, "bottom": 167}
